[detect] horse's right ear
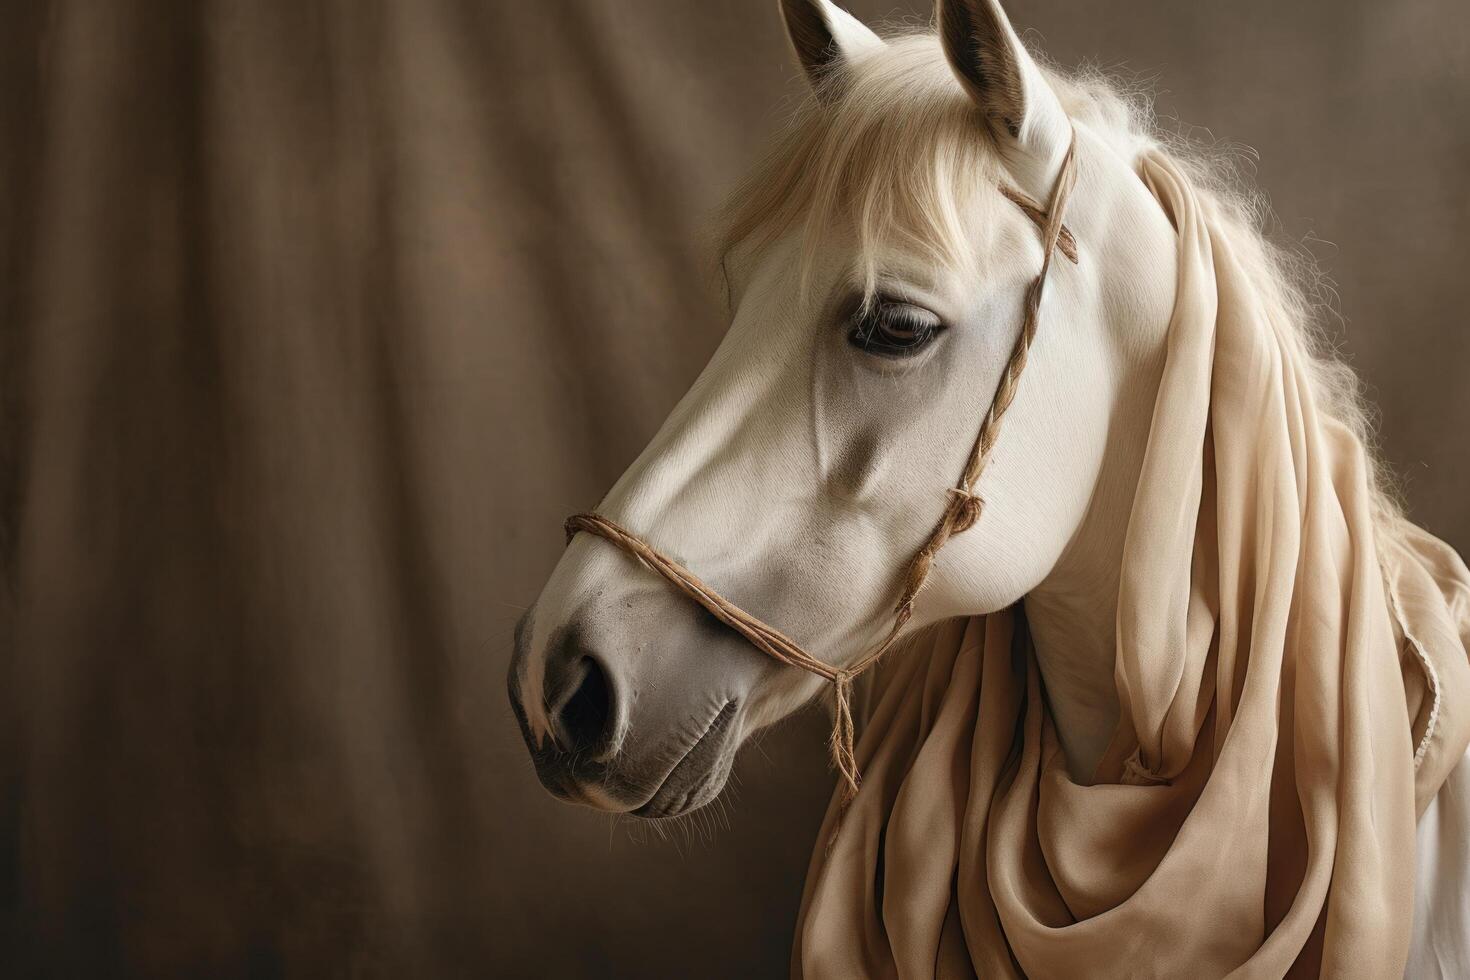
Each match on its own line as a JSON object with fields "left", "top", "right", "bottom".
{"left": 779, "top": 0, "right": 884, "bottom": 97}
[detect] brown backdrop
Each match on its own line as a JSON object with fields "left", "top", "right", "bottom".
{"left": 1, "top": 1, "right": 1466, "bottom": 976}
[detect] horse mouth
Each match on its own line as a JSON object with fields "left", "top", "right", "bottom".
{"left": 633, "top": 700, "right": 739, "bottom": 819}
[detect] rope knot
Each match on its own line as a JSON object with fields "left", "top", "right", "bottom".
{"left": 945, "top": 487, "right": 984, "bottom": 534}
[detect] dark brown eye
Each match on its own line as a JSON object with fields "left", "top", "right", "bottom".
{"left": 847, "top": 302, "right": 944, "bottom": 358}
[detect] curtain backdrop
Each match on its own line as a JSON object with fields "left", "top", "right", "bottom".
{"left": 2, "top": 1, "right": 1466, "bottom": 975}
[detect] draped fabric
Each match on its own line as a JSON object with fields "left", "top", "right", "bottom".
{"left": 793, "top": 151, "right": 1470, "bottom": 979}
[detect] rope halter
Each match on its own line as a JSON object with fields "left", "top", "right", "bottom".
{"left": 564, "top": 131, "right": 1079, "bottom": 820}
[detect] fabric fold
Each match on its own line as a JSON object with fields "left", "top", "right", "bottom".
{"left": 793, "top": 150, "right": 1470, "bottom": 979}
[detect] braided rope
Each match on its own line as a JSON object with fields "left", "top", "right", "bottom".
{"left": 565, "top": 132, "right": 1078, "bottom": 819}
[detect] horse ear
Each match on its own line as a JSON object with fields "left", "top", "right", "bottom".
{"left": 936, "top": 0, "right": 1070, "bottom": 195}
{"left": 779, "top": 0, "right": 884, "bottom": 96}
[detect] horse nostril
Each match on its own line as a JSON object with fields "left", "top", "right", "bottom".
{"left": 558, "top": 657, "right": 614, "bottom": 756}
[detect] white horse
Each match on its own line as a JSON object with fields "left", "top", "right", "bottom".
{"left": 509, "top": 1, "right": 1469, "bottom": 974}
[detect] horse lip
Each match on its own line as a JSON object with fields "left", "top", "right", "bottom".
{"left": 632, "top": 700, "right": 739, "bottom": 818}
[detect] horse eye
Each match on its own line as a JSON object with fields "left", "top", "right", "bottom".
{"left": 847, "top": 302, "right": 944, "bottom": 358}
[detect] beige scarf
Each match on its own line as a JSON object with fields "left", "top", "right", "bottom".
{"left": 793, "top": 151, "right": 1470, "bottom": 979}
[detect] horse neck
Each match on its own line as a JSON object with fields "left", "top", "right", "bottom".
{"left": 1023, "top": 317, "right": 1170, "bottom": 784}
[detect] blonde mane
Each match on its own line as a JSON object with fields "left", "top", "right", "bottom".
{"left": 721, "top": 30, "right": 1404, "bottom": 535}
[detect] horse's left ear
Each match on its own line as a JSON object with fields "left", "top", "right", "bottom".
{"left": 936, "top": 0, "right": 1071, "bottom": 198}
{"left": 779, "top": 0, "right": 885, "bottom": 97}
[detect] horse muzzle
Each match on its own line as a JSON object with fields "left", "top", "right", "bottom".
{"left": 507, "top": 598, "right": 760, "bottom": 817}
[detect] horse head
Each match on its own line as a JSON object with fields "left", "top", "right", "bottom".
{"left": 509, "top": 0, "right": 1178, "bottom": 817}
